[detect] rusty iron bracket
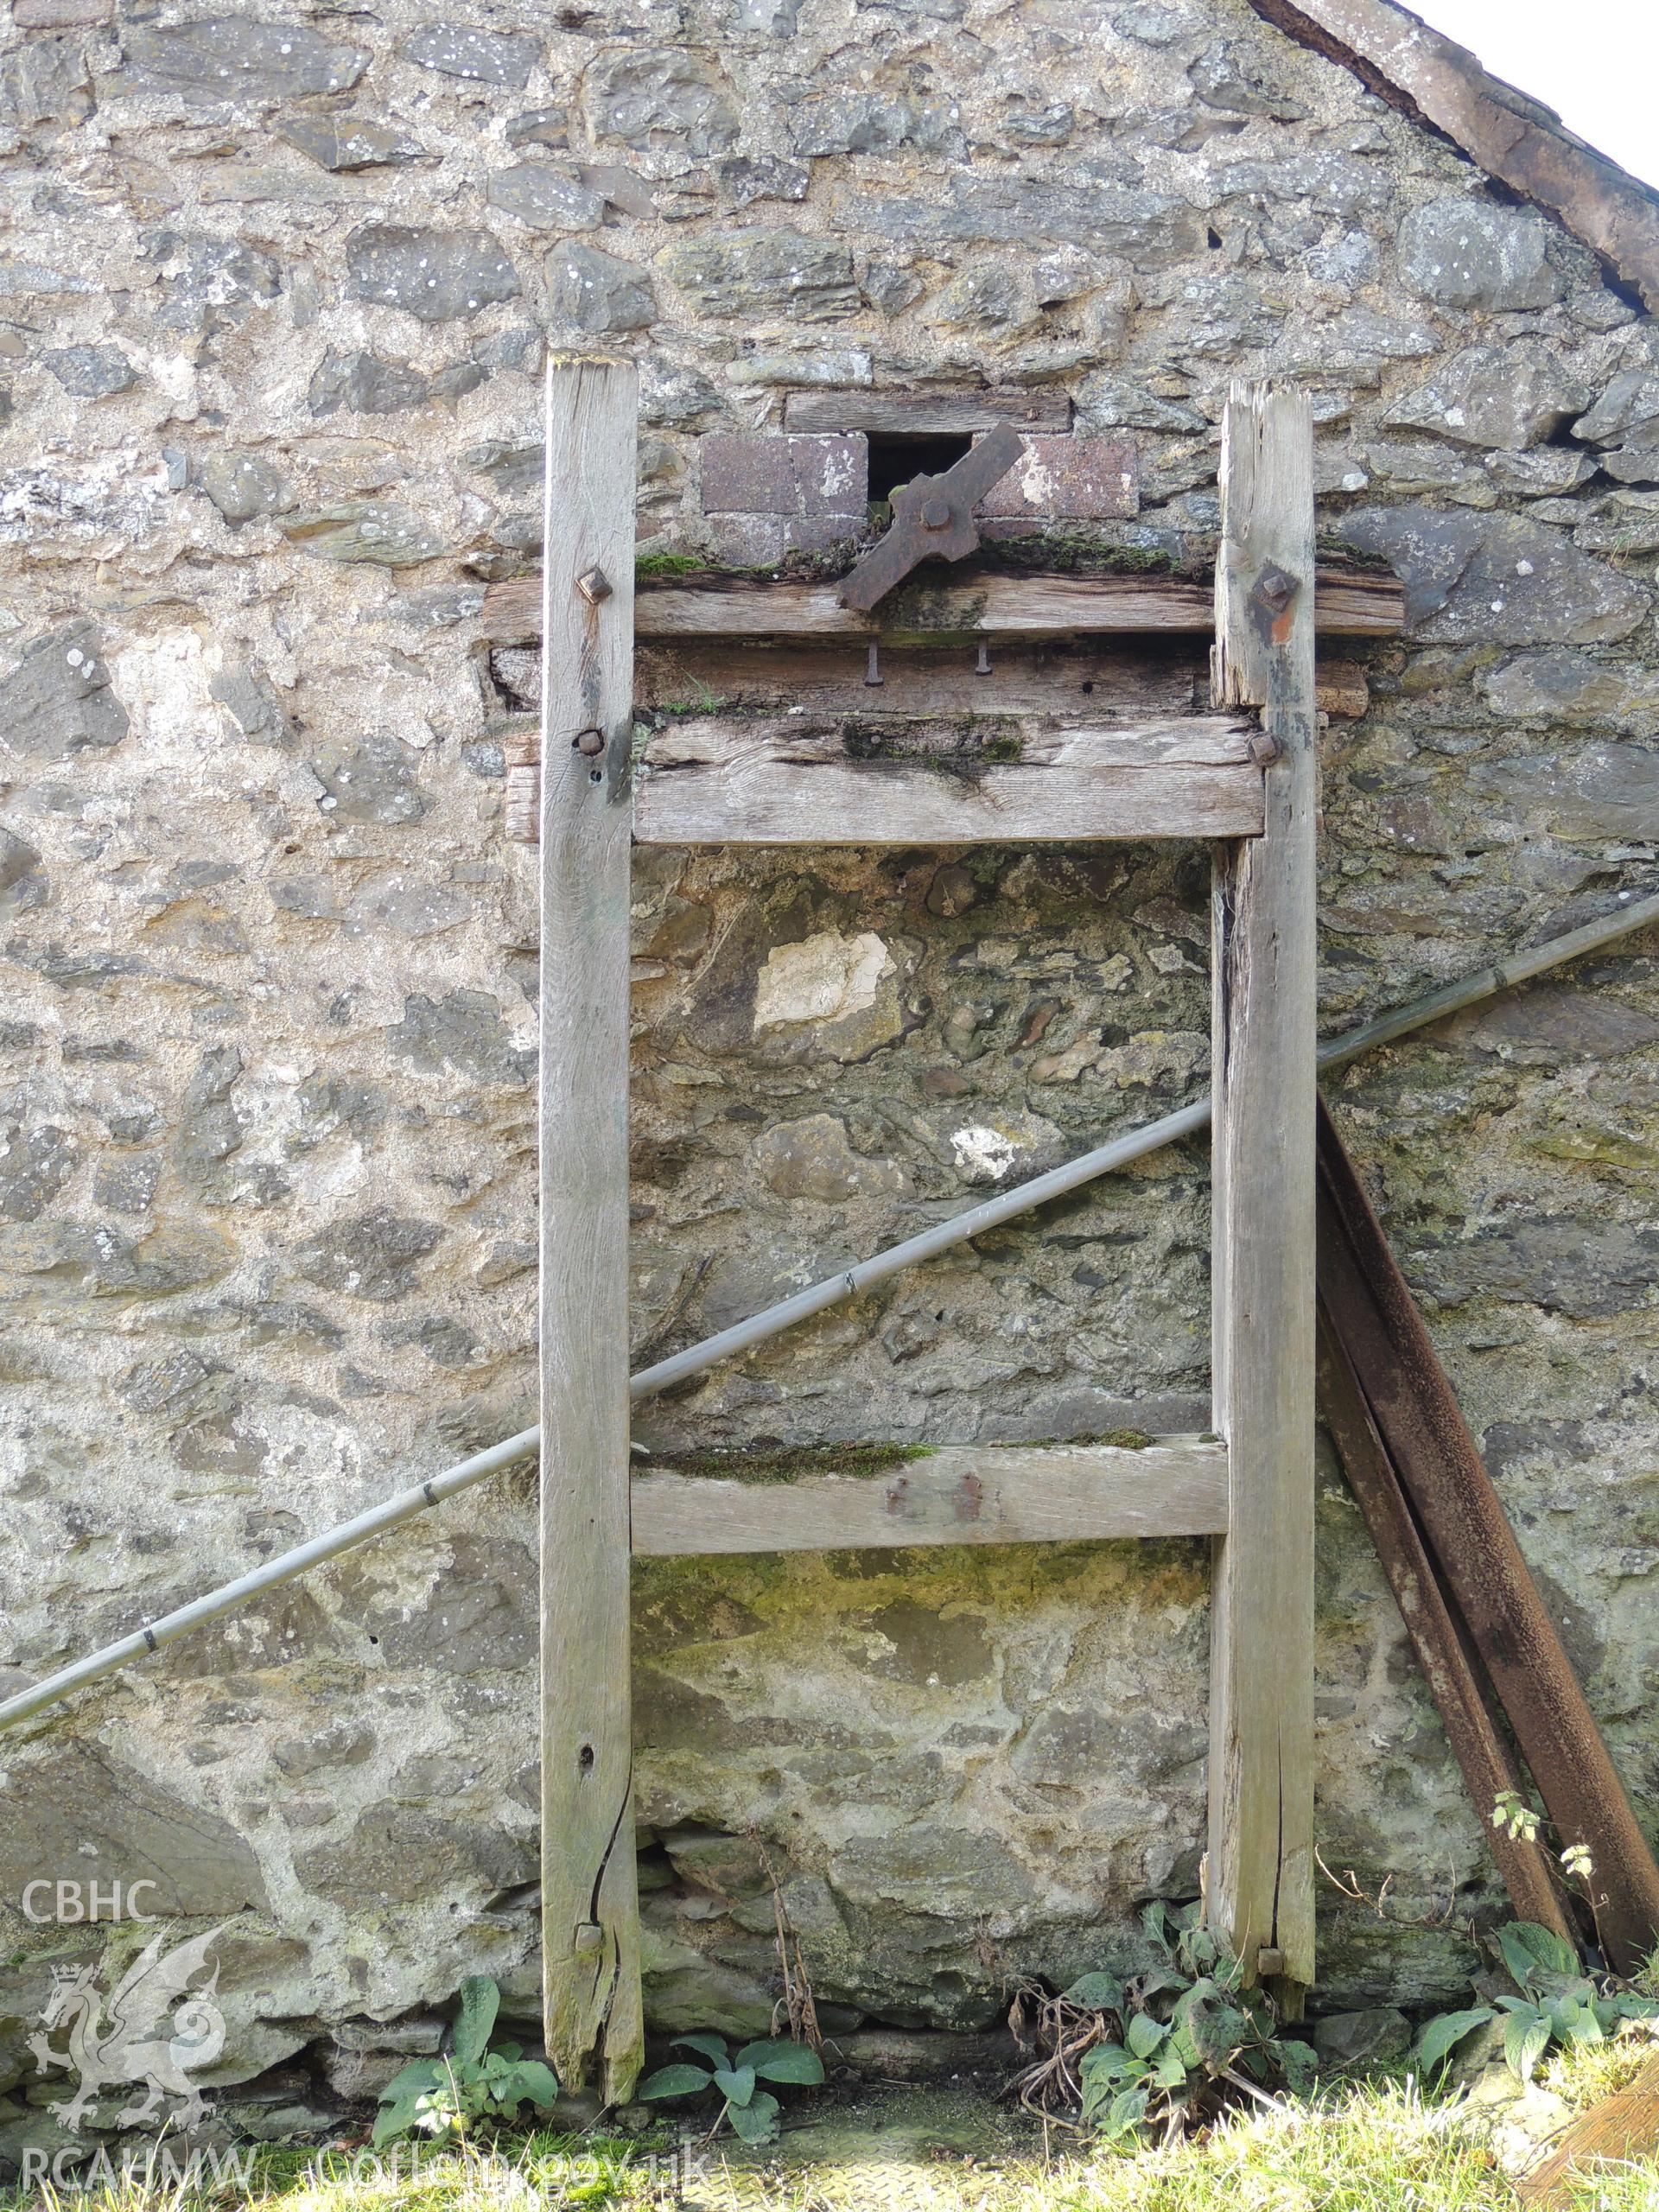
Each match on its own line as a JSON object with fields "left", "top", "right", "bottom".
{"left": 837, "top": 421, "right": 1026, "bottom": 614}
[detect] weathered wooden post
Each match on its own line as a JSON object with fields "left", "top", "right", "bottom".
{"left": 539, "top": 354, "right": 645, "bottom": 2101}
{"left": 1207, "top": 380, "right": 1318, "bottom": 2008}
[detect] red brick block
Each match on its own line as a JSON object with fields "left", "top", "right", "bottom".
{"left": 977, "top": 434, "right": 1139, "bottom": 520}
{"left": 701, "top": 434, "right": 867, "bottom": 518}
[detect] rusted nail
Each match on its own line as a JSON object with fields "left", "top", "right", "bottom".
{"left": 921, "top": 497, "right": 952, "bottom": 531}
{"left": 575, "top": 567, "right": 612, "bottom": 604}
{"left": 1248, "top": 730, "right": 1281, "bottom": 766}
{"left": 864, "top": 640, "right": 883, "bottom": 687}
{"left": 976, "top": 640, "right": 992, "bottom": 677}
{"left": 574, "top": 727, "right": 606, "bottom": 756}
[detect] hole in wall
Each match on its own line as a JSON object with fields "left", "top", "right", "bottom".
{"left": 866, "top": 432, "right": 976, "bottom": 501}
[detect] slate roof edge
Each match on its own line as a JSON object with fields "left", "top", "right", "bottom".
{"left": 1244, "top": 0, "right": 1659, "bottom": 313}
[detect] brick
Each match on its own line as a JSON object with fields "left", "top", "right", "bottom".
{"left": 704, "top": 512, "right": 855, "bottom": 566}
{"left": 701, "top": 433, "right": 867, "bottom": 518}
{"left": 977, "top": 434, "right": 1139, "bottom": 520}
{"left": 796, "top": 434, "right": 865, "bottom": 516}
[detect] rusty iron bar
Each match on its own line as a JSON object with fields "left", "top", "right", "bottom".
{"left": 837, "top": 420, "right": 1025, "bottom": 612}
{"left": 1314, "top": 1306, "right": 1576, "bottom": 1940}
{"left": 1316, "top": 1096, "right": 1659, "bottom": 1974}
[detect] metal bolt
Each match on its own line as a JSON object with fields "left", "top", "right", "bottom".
{"left": 1254, "top": 565, "right": 1298, "bottom": 611}
{"left": 574, "top": 728, "right": 605, "bottom": 756}
{"left": 920, "top": 497, "right": 953, "bottom": 531}
{"left": 1248, "top": 730, "right": 1281, "bottom": 766}
{"left": 864, "top": 640, "right": 883, "bottom": 688}
{"left": 574, "top": 1922, "right": 603, "bottom": 1955}
{"left": 575, "top": 567, "right": 612, "bottom": 604}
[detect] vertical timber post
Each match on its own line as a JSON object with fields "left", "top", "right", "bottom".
{"left": 539, "top": 354, "right": 644, "bottom": 2101}
{"left": 1208, "top": 379, "right": 1317, "bottom": 2012}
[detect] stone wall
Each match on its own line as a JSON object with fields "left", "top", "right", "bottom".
{"left": 4, "top": 0, "right": 1659, "bottom": 2152}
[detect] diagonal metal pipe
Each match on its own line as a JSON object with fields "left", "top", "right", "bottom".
{"left": 3, "top": 886, "right": 1657, "bottom": 1733}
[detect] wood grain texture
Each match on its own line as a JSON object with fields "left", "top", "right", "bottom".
{"left": 1314, "top": 1308, "right": 1575, "bottom": 1940}
{"left": 633, "top": 715, "right": 1267, "bottom": 845}
{"left": 634, "top": 639, "right": 1205, "bottom": 721}
{"left": 480, "top": 563, "right": 1403, "bottom": 644}
{"left": 784, "top": 388, "right": 1073, "bottom": 434}
{"left": 537, "top": 356, "right": 644, "bottom": 2104}
{"left": 1318, "top": 1096, "right": 1659, "bottom": 1976}
{"left": 632, "top": 1441, "right": 1230, "bottom": 1555}
{"left": 493, "top": 639, "right": 1364, "bottom": 728}
{"left": 1207, "top": 382, "right": 1318, "bottom": 2005}
{"left": 1516, "top": 2051, "right": 1659, "bottom": 2204}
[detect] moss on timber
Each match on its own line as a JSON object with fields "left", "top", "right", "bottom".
{"left": 652, "top": 1442, "right": 938, "bottom": 1484}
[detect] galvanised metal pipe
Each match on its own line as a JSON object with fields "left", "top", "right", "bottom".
{"left": 4, "top": 885, "right": 1656, "bottom": 1733}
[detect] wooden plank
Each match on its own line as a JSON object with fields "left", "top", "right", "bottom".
{"left": 784, "top": 388, "right": 1072, "bottom": 435}
{"left": 1516, "top": 2051, "right": 1659, "bottom": 2204}
{"left": 1314, "top": 1307, "right": 1576, "bottom": 1940}
{"left": 637, "top": 640, "right": 1203, "bottom": 721}
{"left": 632, "top": 1441, "right": 1229, "bottom": 1555}
{"left": 1318, "top": 1095, "right": 1659, "bottom": 1977}
{"left": 494, "top": 639, "right": 1365, "bottom": 726}
{"left": 633, "top": 714, "right": 1267, "bottom": 845}
{"left": 1207, "top": 381, "right": 1318, "bottom": 2007}
{"left": 538, "top": 355, "right": 644, "bottom": 2105}
{"left": 479, "top": 563, "right": 1404, "bottom": 644}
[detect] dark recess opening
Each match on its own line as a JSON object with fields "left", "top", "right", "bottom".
{"left": 867, "top": 432, "right": 975, "bottom": 500}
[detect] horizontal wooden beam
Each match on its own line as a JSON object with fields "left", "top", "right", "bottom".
{"left": 632, "top": 715, "right": 1267, "bottom": 845}
{"left": 783, "top": 389, "right": 1073, "bottom": 435}
{"left": 489, "top": 640, "right": 1369, "bottom": 728}
{"left": 631, "top": 1440, "right": 1229, "bottom": 1556}
{"left": 480, "top": 563, "right": 1403, "bottom": 645}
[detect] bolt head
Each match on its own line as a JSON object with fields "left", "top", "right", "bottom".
{"left": 921, "top": 497, "right": 953, "bottom": 531}
{"left": 576, "top": 567, "right": 613, "bottom": 604}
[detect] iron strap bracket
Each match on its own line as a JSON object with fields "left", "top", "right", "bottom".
{"left": 836, "top": 420, "right": 1026, "bottom": 613}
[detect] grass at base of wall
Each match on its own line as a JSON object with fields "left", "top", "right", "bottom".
{"left": 10, "top": 2043, "right": 1659, "bottom": 2212}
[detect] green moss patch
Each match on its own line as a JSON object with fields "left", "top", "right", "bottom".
{"left": 649, "top": 1442, "right": 937, "bottom": 1484}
